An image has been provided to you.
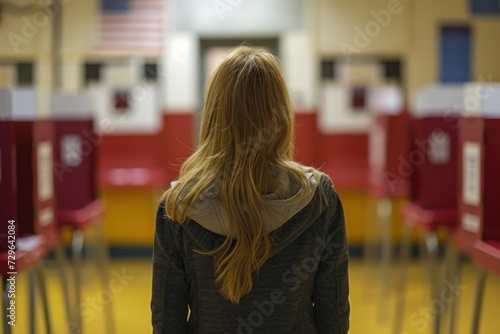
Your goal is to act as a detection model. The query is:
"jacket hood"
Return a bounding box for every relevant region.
[175,163,327,255]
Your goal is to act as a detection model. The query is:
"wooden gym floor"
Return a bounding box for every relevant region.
[3,258,499,333]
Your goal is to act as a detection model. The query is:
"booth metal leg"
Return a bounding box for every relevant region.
[393,221,411,334]
[378,197,393,323]
[94,224,116,334]
[439,242,454,334]
[28,269,36,334]
[35,266,52,334]
[424,230,441,334]
[363,195,378,299]
[471,268,487,334]
[448,249,461,334]
[363,196,378,298]
[55,242,74,330]
[72,229,85,332]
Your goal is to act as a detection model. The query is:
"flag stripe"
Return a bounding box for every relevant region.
[94,0,164,56]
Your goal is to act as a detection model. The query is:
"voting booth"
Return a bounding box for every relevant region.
[0,89,38,247]
[14,120,56,237]
[51,92,99,212]
[0,88,57,243]
[394,85,464,334]
[53,119,98,210]
[0,88,55,332]
[368,85,410,197]
[409,85,463,211]
[458,83,500,241]
[50,91,114,334]
[0,122,17,251]
[364,85,409,321]
[453,83,500,334]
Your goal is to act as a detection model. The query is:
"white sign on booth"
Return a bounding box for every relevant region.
[428,130,450,164]
[369,121,386,171]
[61,135,83,167]
[462,213,480,233]
[463,141,481,206]
[37,141,54,202]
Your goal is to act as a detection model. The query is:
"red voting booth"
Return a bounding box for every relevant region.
[0,120,57,275]
[456,84,500,242]
[368,85,411,197]
[0,119,55,333]
[15,120,57,238]
[394,85,463,334]
[410,117,459,212]
[369,111,411,197]
[365,86,411,323]
[453,83,500,334]
[0,120,57,248]
[53,118,100,213]
[452,113,483,256]
[481,118,500,240]
[0,122,18,252]
[50,97,113,333]
[455,83,500,273]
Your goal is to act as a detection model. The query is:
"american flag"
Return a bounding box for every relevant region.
[93,0,164,56]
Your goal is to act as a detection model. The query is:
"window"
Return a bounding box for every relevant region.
[440,26,472,83]
[16,63,34,86]
[102,0,129,13]
[84,63,103,85]
[144,63,158,82]
[470,0,500,14]
[380,60,402,83]
[321,59,336,80]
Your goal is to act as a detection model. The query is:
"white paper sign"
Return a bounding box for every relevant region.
[463,142,481,206]
[428,130,450,164]
[37,141,54,201]
[39,207,54,227]
[462,213,480,233]
[61,135,83,167]
[369,122,386,171]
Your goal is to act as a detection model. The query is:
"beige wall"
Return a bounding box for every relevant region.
[1,0,500,114]
[313,0,500,105]
[407,0,500,103]
[0,0,99,115]
[0,3,55,116]
[60,0,99,92]
[407,0,468,104]
[315,0,413,57]
[473,19,500,82]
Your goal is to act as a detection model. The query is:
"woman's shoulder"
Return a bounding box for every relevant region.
[286,161,335,192]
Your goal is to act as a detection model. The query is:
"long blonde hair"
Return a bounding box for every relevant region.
[163,46,320,303]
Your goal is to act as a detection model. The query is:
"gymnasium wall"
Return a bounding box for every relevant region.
[3,0,500,247]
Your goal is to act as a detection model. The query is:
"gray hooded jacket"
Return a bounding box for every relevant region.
[151,166,350,333]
